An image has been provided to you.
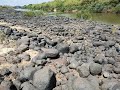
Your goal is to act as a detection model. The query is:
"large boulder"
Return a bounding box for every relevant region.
[33,67,56,90]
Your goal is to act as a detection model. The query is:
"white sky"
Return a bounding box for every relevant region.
[0,0,52,6]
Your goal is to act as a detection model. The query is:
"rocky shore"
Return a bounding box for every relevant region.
[0,9,120,90]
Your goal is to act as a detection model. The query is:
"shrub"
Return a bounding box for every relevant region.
[76,10,92,19]
[23,10,44,17]
[112,4,120,13]
[0,31,6,43]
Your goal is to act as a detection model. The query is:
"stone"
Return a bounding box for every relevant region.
[21,82,39,90]
[89,63,102,75]
[18,53,30,61]
[1,80,17,90]
[32,53,47,62]
[0,68,11,76]
[103,71,110,78]
[19,67,36,81]
[16,44,29,53]
[60,65,69,74]
[69,60,79,69]
[69,45,78,53]
[72,77,99,90]
[17,36,30,45]
[12,80,21,90]
[57,44,69,54]
[102,80,119,90]
[42,48,59,59]
[77,66,90,78]
[33,67,56,90]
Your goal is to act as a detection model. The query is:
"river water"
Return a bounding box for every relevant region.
[15,9,120,25]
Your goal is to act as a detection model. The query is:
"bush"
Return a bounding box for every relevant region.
[112,4,120,13]
[0,31,6,43]
[23,10,44,17]
[76,10,92,19]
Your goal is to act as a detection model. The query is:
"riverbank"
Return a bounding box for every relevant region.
[0,9,120,90]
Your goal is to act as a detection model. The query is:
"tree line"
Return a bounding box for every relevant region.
[24,0,120,13]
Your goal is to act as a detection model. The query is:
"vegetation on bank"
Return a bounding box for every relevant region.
[23,10,45,17]
[0,5,13,10]
[24,0,120,14]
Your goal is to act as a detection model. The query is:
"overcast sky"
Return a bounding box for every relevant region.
[0,0,52,6]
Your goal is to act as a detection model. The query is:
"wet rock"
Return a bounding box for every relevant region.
[33,67,56,90]
[89,63,102,75]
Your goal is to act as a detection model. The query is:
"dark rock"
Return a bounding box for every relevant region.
[19,67,37,81]
[0,68,11,76]
[32,53,47,62]
[41,48,59,59]
[33,67,56,90]
[46,39,57,46]
[12,80,21,90]
[57,44,69,54]
[4,28,12,36]
[69,45,78,53]
[89,63,102,75]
